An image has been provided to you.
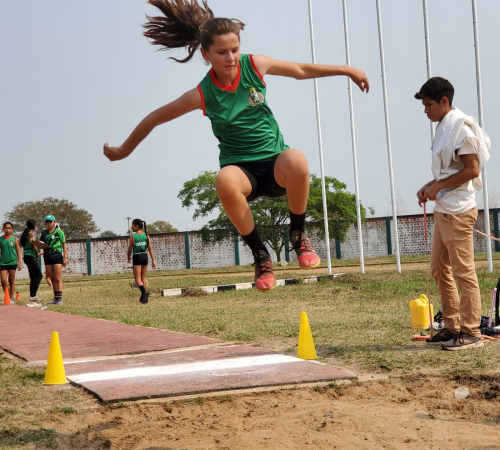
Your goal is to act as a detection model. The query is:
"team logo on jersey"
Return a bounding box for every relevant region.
[248,87,264,107]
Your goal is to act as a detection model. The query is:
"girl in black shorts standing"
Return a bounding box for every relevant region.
[30,215,68,306]
[20,219,44,303]
[128,219,156,304]
[0,222,22,304]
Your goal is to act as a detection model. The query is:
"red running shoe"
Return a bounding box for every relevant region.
[253,251,276,292]
[290,230,320,269]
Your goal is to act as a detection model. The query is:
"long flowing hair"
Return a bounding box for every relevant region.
[143,0,245,63]
[20,219,36,247]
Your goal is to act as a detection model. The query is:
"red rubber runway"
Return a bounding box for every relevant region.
[0,306,356,402]
[0,306,221,361]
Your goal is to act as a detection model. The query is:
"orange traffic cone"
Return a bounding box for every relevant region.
[3,288,11,305]
[44,332,68,385]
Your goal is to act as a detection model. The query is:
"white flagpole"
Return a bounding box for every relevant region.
[307,0,332,274]
[472,0,493,272]
[422,0,435,142]
[342,0,365,274]
[376,0,401,273]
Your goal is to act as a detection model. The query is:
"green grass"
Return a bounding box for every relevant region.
[0,410,17,420]
[16,253,500,288]
[0,358,44,389]
[14,257,497,375]
[50,406,76,415]
[0,427,57,448]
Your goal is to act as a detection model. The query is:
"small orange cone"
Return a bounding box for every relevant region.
[3,288,11,305]
[297,312,317,360]
[44,332,68,385]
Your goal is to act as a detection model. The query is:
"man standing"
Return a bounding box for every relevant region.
[415,77,490,350]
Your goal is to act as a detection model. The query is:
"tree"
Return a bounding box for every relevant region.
[99,230,119,238]
[147,220,178,234]
[178,171,366,262]
[4,197,99,239]
[307,174,368,242]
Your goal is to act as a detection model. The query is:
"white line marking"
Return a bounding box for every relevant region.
[68,354,300,383]
[235,283,253,290]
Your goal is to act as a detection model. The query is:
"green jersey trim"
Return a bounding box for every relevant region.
[249,54,266,86]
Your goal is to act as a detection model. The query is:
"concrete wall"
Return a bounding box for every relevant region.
[14,209,497,280]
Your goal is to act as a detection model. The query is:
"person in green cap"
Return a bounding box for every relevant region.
[30,215,68,306]
[103,0,369,292]
[0,222,22,304]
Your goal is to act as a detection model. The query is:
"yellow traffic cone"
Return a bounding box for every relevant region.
[3,288,11,305]
[44,332,68,385]
[297,311,317,360]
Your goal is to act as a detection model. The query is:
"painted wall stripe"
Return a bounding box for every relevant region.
[68,354,300,384]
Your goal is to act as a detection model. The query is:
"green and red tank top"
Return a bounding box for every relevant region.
[0,235,17,266]
[132,232,148,254]
[198,54,289,167]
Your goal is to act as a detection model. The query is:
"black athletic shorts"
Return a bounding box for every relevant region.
[0,265,17,271]
[133,253,148,266]
[222,154,286,202]
[44,252,64,266]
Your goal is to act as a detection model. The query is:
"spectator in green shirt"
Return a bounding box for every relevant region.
[0,222,22,304]
[30,215,68,306]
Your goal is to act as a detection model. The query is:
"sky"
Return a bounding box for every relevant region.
[1,0,499,235]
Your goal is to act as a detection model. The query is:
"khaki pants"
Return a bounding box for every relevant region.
[430,207,481,337]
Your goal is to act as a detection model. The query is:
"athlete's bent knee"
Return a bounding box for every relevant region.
[279,150,309,178]
[215,172,243,200]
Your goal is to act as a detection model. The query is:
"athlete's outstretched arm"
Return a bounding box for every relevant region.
[29,238,50,250]
[104,87,202,161]
[252,55,369,93]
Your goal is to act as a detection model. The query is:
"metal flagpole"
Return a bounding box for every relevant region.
[422,0,435,142]
[307,0,332,275]
[342,0,365,274]
[472,0,493,272]
[375,0,401,273]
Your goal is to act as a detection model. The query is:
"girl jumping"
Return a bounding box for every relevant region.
[128,219,156,304]
[30,215,68,306]
[104,0,369,291]
[0,222,22,304]
[20,219,44,302]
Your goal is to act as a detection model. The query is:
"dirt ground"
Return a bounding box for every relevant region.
[4,354,500,450]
